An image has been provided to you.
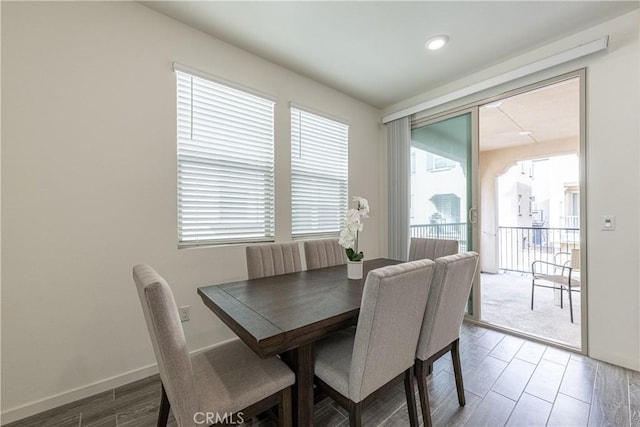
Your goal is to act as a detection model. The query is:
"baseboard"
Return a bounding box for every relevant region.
[0,364,159,425]
[0,339,236,425]
[588,348,640,372]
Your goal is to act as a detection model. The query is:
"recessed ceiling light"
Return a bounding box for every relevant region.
[484,101,502,108]
[519,130,532,136]
[425,35,449,51]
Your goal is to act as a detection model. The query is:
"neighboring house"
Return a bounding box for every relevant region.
[498,156,579,229]
[410,148,467,225]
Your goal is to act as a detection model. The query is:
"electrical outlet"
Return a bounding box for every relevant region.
[179,305,191,322]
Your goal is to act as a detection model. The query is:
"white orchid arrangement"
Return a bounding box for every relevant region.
[338,196,370,262]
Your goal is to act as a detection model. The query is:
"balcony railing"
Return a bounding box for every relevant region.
[410,222,468,252]
[409,224,579,274]
[498,226,580,273]
[563,215,580,228]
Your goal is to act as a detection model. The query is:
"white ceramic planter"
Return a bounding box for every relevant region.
[347,260,363,279]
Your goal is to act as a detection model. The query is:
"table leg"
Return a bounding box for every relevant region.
[283,343,314,427]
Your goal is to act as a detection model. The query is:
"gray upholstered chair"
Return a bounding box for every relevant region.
[246,242,303,279]
[314,260,436,427]
[408,237,459,261]
[304,238,346,270]
[133,265,294,427]
[414,252,479,427]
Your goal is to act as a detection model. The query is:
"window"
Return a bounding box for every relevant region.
[570,192,580,216]
[176,70,275,246]
[410,194,415,218]
[291,107,348,238]
[411,151,416,174]
[517,194,522,216]
[426,152,456,172]
[429,193,461,223]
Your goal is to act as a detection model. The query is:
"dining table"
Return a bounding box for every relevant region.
[197,257,401,427]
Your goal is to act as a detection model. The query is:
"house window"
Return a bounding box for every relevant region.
[426,152,456,172]
[291,107,348,238]
[518,194,522,216]
[429,193,461,223]
[410,194,415,218]
[411,151,416,174]
[570,192,580,217]
[176,70,275,246]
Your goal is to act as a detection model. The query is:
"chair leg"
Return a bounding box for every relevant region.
[277,387,292,427]
[157,384,170,427]
[404,367,419,427]
[451,339,466,407]
[560,285,564,308]
[415,359,432,427]
[349,401,362,427]
[568,285,574,323]
[531,279,535,310]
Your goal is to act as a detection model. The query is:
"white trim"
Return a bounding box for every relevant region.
[589,349,640,372]
[382,37,608,123]
[173,62,277,102]
[1,365,157,424]
[0,338,239,424]
[289,102,351,127]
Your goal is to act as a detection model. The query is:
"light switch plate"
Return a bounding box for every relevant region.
[601,215,615,231]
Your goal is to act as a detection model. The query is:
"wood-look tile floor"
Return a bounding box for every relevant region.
[6,324,639,427]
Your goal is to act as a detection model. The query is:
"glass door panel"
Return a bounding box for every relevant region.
[410,111,476,312]
[410,113,473,251]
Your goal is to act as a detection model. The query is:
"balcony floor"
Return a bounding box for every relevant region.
[481,271,581,349]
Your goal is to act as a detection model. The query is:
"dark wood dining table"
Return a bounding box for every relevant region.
[197,258,401,427]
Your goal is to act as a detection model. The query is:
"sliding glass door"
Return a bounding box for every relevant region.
[407,71,585,352]
[410,109,479,313]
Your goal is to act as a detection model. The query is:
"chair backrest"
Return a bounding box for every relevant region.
[133,265,198,427]
[408,238,459,261]
[416,252,479,361]
[246,242,303,279]
[304,239,346,270]
[348,260,435,403]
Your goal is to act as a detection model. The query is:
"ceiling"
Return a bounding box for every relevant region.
[142,1,637,109]
[479,77,579,152]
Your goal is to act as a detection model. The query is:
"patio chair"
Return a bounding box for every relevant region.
[531,248,581,323]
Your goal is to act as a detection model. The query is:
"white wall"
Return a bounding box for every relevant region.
[585,13,640,371]
[0,2,383,421]
[385,10,640,371]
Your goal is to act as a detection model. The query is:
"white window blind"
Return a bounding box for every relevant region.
[176,71,275,246]
[291,107,349,238]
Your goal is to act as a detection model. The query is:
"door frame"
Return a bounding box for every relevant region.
[412,69,588,354]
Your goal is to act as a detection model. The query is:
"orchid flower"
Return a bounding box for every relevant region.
[353,196,370,217]
[338,196,369,261]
